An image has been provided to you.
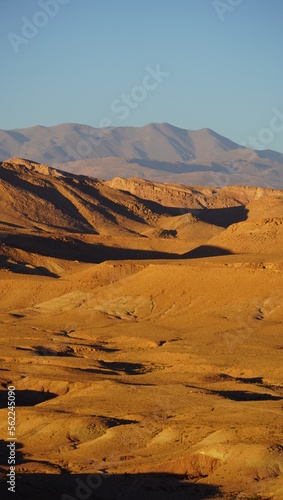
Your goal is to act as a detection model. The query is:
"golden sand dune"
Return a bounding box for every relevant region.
[0,159,283,499]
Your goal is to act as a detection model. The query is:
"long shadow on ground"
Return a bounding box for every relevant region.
[196,206,247,228]
[186,385,283,402]
[0,471,222,499]
[0,256,58,277]
[211,390,283,402]
[3,234,233,264]
[0,390,57,408]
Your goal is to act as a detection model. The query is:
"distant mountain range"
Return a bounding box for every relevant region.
[1,122,283,188]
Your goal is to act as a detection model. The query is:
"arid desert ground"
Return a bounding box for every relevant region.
[0,158,283,499]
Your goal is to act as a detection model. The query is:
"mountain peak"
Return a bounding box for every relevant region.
[1,123,283,188]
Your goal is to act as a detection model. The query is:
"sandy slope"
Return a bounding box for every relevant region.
[0,159,283,499]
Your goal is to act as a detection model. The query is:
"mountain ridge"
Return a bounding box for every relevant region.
[1,122,283,188]
[1,157,282,277]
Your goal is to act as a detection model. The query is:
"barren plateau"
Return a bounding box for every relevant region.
[0,158,283,499]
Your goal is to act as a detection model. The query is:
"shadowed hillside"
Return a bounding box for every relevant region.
[1,158,282,276]
[0,158,283,499]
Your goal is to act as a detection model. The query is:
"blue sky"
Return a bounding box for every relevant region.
[1,0,283,152]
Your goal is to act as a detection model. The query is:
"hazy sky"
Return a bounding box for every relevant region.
[1,0,283,152]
